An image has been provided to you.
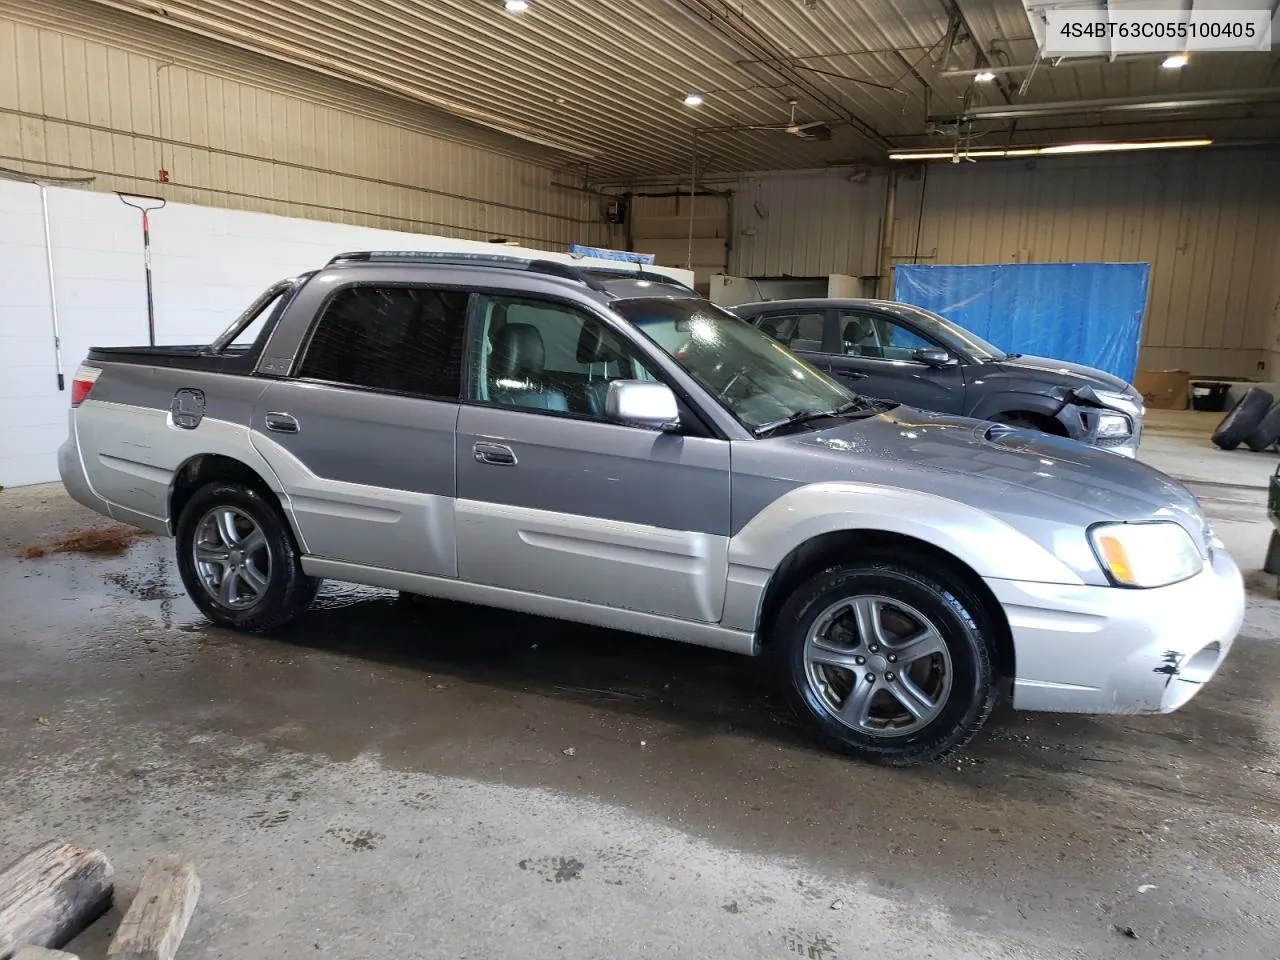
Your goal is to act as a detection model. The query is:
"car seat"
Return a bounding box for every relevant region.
[842,318,882,359]
[576,321,627,415]
[489,322,569,411]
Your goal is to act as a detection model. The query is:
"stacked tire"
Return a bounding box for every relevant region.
[1212,387,1277,451]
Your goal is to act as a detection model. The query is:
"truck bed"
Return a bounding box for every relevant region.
[87,345,261,374]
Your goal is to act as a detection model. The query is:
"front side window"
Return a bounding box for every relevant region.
[297,285,468,398]
[465,295,657,418]
[756,311,826,353]
[838,311,935,361]
[615,298,857,434]
[883,304,1007,361]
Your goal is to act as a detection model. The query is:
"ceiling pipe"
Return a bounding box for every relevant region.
[941,52,1179,78]
[933,88,1280,122]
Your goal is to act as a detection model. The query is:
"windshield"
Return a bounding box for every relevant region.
[882,304,1008,361]
[614,298,861,433]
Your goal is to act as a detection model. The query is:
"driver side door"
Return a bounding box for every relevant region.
[827,309,965,413]
[454,294,732,623]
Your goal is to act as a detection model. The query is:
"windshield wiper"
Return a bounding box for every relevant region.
[753,401,862,437]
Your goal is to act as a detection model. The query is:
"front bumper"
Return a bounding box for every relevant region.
[986,546,1244,715]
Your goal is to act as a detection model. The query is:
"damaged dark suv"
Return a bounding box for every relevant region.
[733,297,1144,456]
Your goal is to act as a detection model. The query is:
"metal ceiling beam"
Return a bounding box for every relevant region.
[942,0,1015,105]
[940,52,1170,78]
[933,88,1280,123]
[674,0,891,151]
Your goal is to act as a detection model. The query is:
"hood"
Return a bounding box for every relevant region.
[779,405,1203,539]
[993,354,1130,392]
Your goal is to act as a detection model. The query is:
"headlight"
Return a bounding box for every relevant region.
[1096,412,1132,437]
[1094,389,1141,413]
[1089,521,1203,588]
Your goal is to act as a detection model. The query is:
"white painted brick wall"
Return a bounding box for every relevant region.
[0,181,692,487]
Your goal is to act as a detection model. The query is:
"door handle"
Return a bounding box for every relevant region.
[264,412,300,434]
[839,371,869,381]
[473,441,517,466]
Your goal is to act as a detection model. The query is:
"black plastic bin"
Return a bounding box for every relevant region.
[1190,381,1232,413]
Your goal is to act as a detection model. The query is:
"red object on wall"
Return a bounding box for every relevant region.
[158,169,170,183]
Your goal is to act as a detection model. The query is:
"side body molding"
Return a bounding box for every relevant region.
[720,482,1085,634]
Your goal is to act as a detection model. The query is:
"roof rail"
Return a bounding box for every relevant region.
[578,265,696,293]
[325,251,607,291]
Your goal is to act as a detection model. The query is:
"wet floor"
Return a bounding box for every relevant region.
[2,484,1279,959]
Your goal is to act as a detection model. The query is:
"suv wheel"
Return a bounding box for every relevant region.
[175,481,319,632]
[773,557,998,765]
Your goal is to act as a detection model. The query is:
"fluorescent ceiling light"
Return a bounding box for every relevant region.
[683,93,704,107]
[1038,138,1212,154]
[974,71,997,83]
[505,0,529,11]
[1162,54,1189,69]
[888,139,1213,161]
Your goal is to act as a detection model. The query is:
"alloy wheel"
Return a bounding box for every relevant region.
[803,595,953,738]
[192,506,272,610]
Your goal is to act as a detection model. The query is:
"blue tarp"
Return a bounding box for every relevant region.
[893,262,1149,383]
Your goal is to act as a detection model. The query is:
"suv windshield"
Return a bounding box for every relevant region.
[614,298,864,434]
[882,304,1008,362]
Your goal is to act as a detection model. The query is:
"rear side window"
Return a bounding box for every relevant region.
[297,285,469,398]
[755,311,826,353]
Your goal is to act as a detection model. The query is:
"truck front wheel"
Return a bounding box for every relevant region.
[175,481,319,632]
[772,557,999,765]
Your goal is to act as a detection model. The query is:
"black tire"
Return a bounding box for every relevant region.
[772,557,998,766]
[1244,401,1280,452]
[175,481,319,632]
[1213,387,1273,450]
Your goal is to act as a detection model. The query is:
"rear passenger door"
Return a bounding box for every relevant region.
[248,284,466,576]
[749,308,833,372]
[454,294,732,623]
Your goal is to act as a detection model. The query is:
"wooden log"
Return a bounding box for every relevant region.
[13,947,79,960]
[0,842,113,960]
[106,856,200,960]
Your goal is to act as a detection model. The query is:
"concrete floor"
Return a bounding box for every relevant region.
[2,414,1279,960]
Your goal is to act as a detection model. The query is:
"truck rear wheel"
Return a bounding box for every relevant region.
[772,557,999,766]
[175,481,319,632]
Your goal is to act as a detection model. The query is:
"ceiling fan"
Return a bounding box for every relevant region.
[740,100,835,142]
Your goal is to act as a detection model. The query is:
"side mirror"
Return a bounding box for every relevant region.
[606,380,681,431]
[913,347,956,367]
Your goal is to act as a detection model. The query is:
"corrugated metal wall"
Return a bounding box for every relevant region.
[682,151,1280,377]
[629,193,729,291]
[732,172,886,279]
[0,1,607,250]
[891,150,1280,379]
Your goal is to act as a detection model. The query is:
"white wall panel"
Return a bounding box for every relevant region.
[0,3,607,251]
[0,179,691,488]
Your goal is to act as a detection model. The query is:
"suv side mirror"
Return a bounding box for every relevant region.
[606,380,681,431]
[913,347,956,367]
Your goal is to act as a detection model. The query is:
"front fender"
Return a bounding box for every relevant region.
[966,390,1065,425]
[721,481,1083,632]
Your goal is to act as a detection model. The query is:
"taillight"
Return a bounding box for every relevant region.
[71,365,101,407]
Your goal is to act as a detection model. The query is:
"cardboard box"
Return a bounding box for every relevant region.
[1135,369,1191,410]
